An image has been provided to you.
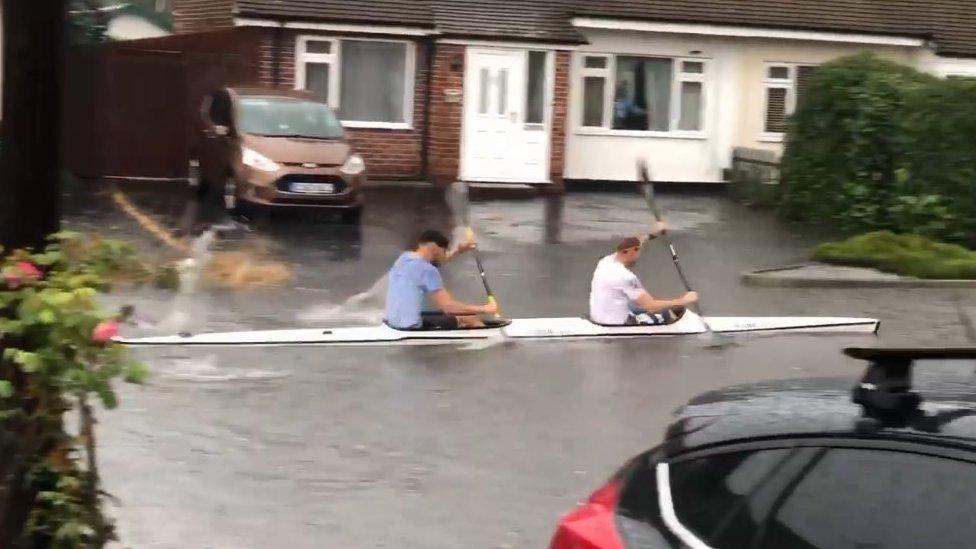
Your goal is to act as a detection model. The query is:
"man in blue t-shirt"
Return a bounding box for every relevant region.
[384,229,498,330]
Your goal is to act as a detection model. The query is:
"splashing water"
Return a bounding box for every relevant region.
[157,229,218,334]
[296,273,389,325]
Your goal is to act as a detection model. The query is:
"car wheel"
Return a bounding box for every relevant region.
[223,176,239,213]
[340,207,362,225]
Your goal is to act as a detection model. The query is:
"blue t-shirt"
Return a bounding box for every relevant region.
[385,252,444,329]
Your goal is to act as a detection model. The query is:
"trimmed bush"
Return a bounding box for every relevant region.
[814,231,976,279]
[781,53,935,229]
[901,76,976,244]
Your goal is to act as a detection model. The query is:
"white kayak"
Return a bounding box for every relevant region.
[117,311,879,347]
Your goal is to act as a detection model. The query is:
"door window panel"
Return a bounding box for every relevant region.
[525,51,546,124]
[497,69,509,115]
[479,68,490,114]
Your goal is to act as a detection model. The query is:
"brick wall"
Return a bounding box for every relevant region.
[427,44,466,185]
[549,51,570,187]
[172,0,234,34]
[257,29,428,179]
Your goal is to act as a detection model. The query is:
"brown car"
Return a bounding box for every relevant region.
[190,87,365,223]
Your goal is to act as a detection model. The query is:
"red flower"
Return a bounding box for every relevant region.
[15,261,42,281]
[4,261,42,289]
[92,320,120,343]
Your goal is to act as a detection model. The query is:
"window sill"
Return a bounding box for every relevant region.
[575,127,708,140]
[759,133,785,143]
[341,121,413,131]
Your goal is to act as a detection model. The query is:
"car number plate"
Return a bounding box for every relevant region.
[290,182,335,194]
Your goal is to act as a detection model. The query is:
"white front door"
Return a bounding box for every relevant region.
[462,48,550,183]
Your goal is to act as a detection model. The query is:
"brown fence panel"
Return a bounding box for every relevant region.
[63,29,262,180]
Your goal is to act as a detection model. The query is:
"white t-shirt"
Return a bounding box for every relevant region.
[589,254,646,325]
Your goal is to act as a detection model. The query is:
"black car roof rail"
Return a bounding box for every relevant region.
[845,347,976,429]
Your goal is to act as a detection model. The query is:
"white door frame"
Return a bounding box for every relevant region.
[459,46,555,183]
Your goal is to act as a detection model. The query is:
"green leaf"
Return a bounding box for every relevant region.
[38,309,57,324]
[12,351,42,373]
[0,380,13,398]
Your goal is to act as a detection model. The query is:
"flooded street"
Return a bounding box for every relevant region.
[66,182,974,548]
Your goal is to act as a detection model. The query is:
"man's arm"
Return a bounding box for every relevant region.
[431,288,496,316]
[633,290,697,314]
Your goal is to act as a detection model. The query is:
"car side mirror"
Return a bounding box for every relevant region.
[214,125,230,137]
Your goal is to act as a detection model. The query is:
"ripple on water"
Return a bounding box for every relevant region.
[156,354,291,383]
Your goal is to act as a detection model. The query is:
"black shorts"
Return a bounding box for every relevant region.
[418,311,460,330]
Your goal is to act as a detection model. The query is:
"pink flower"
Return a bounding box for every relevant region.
[15,262,42,281]
[92,320,120,343]
[4,262,42,289]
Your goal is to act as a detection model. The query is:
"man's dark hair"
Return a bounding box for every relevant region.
[415,229,450,250]
[616,236,642,252]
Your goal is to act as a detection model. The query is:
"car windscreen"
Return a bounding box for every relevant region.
[237,97,344,139]
[666,447,976,549]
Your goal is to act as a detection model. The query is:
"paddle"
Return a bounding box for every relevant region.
[445,181,502,320]
[636,159,732,348]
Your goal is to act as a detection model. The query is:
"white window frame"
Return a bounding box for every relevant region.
[294,35,416,130]
[575,52,709,139]
[761,63,817,142]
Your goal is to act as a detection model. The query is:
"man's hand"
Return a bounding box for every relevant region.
[680,291,699,306]
[650,221,667,237]
[480,299,499,316]
[457,229,478,253]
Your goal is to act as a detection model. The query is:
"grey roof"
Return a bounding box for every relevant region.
[234,0,976,56]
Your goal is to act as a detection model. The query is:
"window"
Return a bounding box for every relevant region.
[296,36,415,127]
[664,446,976,549]
[237,97,344,139]
[763,63,817,135]
[760,449,976,549]
[525,51,547,125]
[579,53,706,134]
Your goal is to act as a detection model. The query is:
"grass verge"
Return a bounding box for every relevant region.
[813,231,976,279]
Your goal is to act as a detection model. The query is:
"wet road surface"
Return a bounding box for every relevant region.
[63,181,976,548]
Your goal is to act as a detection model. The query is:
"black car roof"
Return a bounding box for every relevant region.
[661,368,976,458]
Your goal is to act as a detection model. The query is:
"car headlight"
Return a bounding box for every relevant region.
[340,153,366,176]
[241,147,280,172]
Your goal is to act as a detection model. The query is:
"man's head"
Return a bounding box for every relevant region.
[413,229,451,264]
[614,236,643,266]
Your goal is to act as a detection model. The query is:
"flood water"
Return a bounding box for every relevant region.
[63,181,976,548]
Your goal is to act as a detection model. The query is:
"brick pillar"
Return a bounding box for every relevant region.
[427,44,465,185]
[548,50,571,189]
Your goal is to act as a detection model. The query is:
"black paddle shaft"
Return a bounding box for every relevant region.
[638,160,712,323]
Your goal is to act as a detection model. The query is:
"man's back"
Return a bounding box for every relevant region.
[385,252,443,329]
[589,254,644,325]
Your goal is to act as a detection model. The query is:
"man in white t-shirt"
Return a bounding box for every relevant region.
[589,223,698,326]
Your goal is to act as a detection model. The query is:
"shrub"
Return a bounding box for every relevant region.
[781,53,934,229]
[813,231,976,279]
[1,232,148,546]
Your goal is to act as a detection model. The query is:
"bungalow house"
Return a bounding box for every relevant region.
[171,0,976,185]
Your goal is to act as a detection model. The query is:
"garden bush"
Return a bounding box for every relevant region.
[780,53,976,245]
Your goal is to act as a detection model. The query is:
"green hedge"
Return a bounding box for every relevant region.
[814,231,976,279]
[780,54,976,246]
